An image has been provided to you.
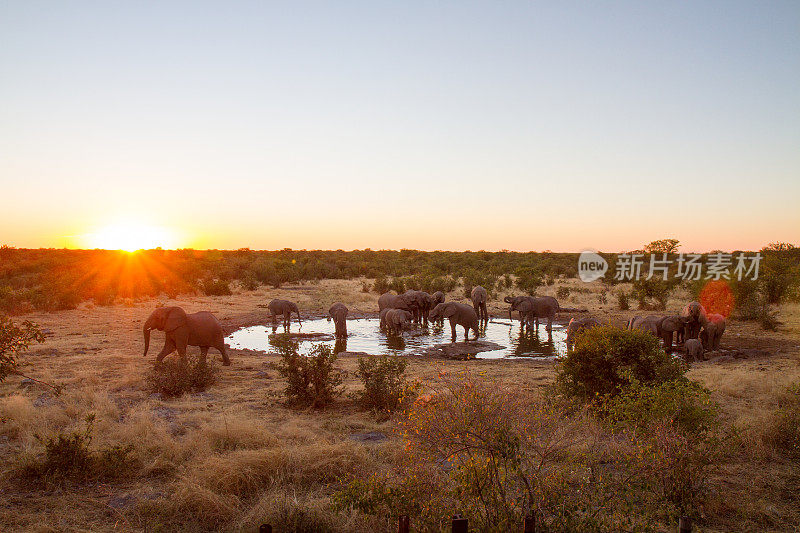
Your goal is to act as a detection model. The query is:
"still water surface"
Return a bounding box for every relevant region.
[227,317,567,359]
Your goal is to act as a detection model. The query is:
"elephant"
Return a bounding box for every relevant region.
[328,302,348,339]
[504,295,534,326]
[700,313,726,351]
[430,291,446,325]
[627,315,662,336]
[143,306,230,366]
[379,308,391,330]
[429,302,479,342]
[659,315,690,352]
[403,290,433,324]
[684,338,704,362]
[268,299,302,329]
[471,285,489,322]
[682,301,709,340]
[506,296,559,332]
[565,316,601,350]
[384,308,413,336]
[378,292,414,314]
[628,314,688,352]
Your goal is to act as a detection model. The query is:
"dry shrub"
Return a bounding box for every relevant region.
[336,372,648,532]
[355,355,419,412]
[761,381,800,458]
[146,355,217,398]
[185,442,370,498]
[20,415,139,483]
[146,441,373,531]
[196,413,280,453]
[107,406,193,477]
[237,491,360,533]
[273,341,344,408]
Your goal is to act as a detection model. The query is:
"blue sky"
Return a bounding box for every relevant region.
[1,1,798,251]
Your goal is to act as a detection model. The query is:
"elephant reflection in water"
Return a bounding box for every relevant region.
[386,335,406,351]
[333,338,348,354]
[512,326,555,357]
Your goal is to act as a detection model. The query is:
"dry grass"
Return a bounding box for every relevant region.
[0,278,798,531]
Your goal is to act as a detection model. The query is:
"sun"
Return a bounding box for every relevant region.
[85,221,178,251]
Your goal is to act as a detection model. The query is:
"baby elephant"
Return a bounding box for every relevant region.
[700,313,726,351]
[384,309,412,336]
[328,303,348,338]
[566,316,601,350]
[268,299,302,329]
[684,338,704,362]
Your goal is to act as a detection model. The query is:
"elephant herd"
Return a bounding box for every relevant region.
[141,289,724,367]
[565,300,727,362]
[141,287,568,366]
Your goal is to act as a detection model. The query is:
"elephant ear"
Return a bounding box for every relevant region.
[164,307,188,332]
[517,300,532,312]
[443,304,458,318]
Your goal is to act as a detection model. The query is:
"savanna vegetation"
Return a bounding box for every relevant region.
[1,243,799,531]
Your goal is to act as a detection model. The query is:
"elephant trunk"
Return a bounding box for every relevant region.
[295,307,302,326]
[143,325,151,357]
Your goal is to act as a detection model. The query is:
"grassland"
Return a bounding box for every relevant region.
[1,277,799,532]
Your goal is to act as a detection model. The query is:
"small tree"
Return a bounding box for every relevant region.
[644,239,680,254]
[0,316,45,383]
[355,356,418,411]
[274,341,344,408]
[514,266,543,296]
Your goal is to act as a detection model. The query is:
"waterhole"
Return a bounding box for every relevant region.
[226,317,567,359]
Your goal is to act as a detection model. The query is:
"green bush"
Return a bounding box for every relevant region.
[461,268,497,299]
[617,290,630,310]
[355,356,418,411]
[556,286,570,300]
[602,378,718,435]
[556,325,685,400]
[388,277,407,294]
[199,277,232,296]
[146,355,217,398]
[240,272,260,291]
[373,275,391,294]
[632,277,676,310]
[514,266,542,296]
[274,341,344,408]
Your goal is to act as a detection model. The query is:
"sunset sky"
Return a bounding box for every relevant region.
[1,1,798,252]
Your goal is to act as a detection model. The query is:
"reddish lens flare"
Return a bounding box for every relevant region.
[698,280,734,318]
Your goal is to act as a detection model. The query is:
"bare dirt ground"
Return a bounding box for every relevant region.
[2,278,799,531]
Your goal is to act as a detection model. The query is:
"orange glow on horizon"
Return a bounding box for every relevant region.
[82,220,181,251]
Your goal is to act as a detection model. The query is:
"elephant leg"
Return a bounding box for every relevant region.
[199,346,209,367]
[173,329,189,365]
[463,325,469,341]
[662,333,673,352]
[546,315,552,332]
[217,341,231,366]
[155,338,176,364]
[449,320,457,342]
